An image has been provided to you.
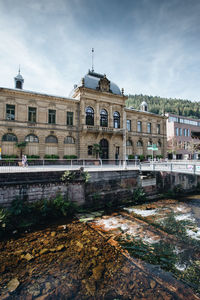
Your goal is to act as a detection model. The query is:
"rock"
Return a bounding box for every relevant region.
[44,281,51,292]
[51,231,56,237]
[122,266,130,274]
[7,278,20,293]
[76,241,83,251]
[27,283,41,297]
[50,248,56,252]
[35,294,50,300]
[14,250,24,255]
[56,245,65,251]
[107,238,119,247]
[92,265,104,280]
[82,230,89,235]
[0,265,6,273]
[43,240,49,245]
[91,247,98,251]
[1,293,10,299]
[85,279,96,296]
[40,248,49,255]
[150,280,156,289]
[24,253,34,261]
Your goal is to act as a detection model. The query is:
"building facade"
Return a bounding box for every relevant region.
[166,113,200,159]
[0,70,167,160]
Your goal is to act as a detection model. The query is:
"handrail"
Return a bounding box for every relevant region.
[0,159,200,175]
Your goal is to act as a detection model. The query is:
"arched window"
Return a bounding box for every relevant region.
[86,107,94,126]
[148,140,152,146]
[45,135,58,143]
[158,140,162,147]
[113,111,120,128]
[100,109,108,127]
[2,133,18,142]
[137,140,143,147]
[126,140,132,146]
[64,136,75,144]
[25,134,39,143]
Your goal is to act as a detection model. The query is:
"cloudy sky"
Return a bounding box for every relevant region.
[0,0,200,101]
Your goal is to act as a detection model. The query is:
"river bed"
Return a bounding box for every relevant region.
[0,196,200,299]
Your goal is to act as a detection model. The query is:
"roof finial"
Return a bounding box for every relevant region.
[18,65,21,74]
[91,48,94,72]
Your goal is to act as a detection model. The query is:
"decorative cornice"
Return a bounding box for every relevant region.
[0,87,79,104]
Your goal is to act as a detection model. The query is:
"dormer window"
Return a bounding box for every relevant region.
[16,81,22,89]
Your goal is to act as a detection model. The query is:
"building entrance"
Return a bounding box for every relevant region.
[100,139,109,159]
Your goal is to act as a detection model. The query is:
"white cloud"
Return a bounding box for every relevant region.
[0,0,199,101]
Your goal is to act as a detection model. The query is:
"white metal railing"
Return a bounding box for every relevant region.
[0,159,200,175]
[0,159,140,173]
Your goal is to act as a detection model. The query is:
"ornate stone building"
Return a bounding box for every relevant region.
[0,70,167,159]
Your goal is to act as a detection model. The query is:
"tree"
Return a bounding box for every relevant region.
[167,137,179,158]
[187,139,200,159]
[92,144,101,159]
[15,142,27,158]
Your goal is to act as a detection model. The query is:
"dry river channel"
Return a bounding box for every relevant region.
[0,195,200,300]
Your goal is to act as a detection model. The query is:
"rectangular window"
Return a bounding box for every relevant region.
[88,145,93,155]
[28,107,36,122]
[179,128,182,136]
[183,128,187,136]
[187,129,190,137]
[137,121,142,132]
[6,104,15,120]
[157,124,161,134]
[175,127,179,136]
[127,120,131,131]
[147,122,151,133]
[48,109,56,124]
[67,112,73,126]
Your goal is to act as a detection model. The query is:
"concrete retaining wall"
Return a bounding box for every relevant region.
[0,169,199,207]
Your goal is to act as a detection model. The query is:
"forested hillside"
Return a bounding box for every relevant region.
[126,94,200,119]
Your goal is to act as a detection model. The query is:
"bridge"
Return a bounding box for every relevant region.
[1,159,200,175]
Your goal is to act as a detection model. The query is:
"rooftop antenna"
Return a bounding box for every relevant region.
[91,48,94,72]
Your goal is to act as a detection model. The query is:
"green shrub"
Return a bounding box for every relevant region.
[44,154,59,159]
[2,155,18,159]
[62,168,90,183]
[0,207,10,238]
[51,194,77,217]
[164,184,184,198]
[63,155,77,159]
[132,187,146,204]
[0,194,78,239]
[138,155,145,161]
[128,155,134,159]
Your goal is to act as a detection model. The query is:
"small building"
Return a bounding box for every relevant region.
[166,113,200,159]
[0,69,167,160]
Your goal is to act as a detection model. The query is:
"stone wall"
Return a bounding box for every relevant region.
[0,170,140,207]
[156,171,198,193]
[0,169,199,208]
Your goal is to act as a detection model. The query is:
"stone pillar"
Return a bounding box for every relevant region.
[67,181,85,205]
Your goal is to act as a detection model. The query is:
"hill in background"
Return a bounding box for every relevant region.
[126,94,200,119]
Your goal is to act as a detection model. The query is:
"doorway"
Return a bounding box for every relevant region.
[100,139,109,159]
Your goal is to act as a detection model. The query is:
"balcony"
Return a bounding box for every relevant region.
[82,125,100,132]
[82,125,123,135]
